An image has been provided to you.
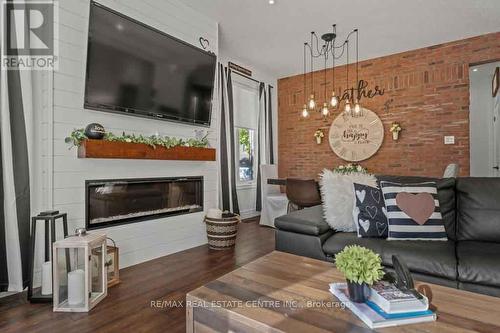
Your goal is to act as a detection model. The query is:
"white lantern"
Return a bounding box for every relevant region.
[53,231,107,312]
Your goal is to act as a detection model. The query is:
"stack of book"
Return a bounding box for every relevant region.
[329,281,436,329]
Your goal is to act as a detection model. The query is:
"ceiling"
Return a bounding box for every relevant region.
[183,0,500,79]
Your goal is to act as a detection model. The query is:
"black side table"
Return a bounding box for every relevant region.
[28,212,69,303]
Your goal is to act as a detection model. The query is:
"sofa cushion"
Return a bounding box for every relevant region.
[380,181,448,241]
[322,232,383,256]
[457,241,500,288]
[381,240,457,280]
[353,183,388,238]
[275,205,330,236]
[377,176,456,240]
[323,232,457,280]
[319,170,377,232]
[456,178,500,242]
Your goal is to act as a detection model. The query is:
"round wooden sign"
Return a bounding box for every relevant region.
[328,108,384,162]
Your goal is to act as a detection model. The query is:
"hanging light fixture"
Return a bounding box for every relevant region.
[301,26,360,119]
[301,43,309,118]
[301,105,310,118]
[308,94,316,110]
[344,100,351,114]
[321,103,329,117]
[330,25,339,109]
[344,39,351,115]
[330,91,339,108]
[308,33,316,110]
[353,100,361,115]
[321,44,329,117]
[353,29,362,117]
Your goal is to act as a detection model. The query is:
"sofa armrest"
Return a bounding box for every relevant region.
[275,205,330,236]
[275,229,334,261]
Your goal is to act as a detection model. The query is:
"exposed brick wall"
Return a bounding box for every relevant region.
[278,32,500,179]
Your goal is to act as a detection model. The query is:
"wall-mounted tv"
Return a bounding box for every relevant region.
[84,2,216,126]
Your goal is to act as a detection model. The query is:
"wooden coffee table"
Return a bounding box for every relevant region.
[186,251,500,332]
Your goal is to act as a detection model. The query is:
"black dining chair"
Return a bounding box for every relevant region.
[285,178,321,212]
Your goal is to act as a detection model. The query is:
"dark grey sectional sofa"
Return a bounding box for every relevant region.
[275,176,500,297]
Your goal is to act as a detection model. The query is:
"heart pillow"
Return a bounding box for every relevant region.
[353,183,388,238]
[395,192,435,225]
[380,181,447,241]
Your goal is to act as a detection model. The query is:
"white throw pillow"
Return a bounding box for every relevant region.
[319,169,377,232]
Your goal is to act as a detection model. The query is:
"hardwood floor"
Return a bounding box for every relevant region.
[0,217,275,333]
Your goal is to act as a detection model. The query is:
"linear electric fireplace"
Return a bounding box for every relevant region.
[85,177,203,229]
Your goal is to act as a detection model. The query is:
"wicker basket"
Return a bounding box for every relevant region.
[204,213,240,250]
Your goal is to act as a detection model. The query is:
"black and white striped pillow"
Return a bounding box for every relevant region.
[380,181,448,241]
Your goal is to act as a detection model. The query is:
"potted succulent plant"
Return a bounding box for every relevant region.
[335,245,384,303]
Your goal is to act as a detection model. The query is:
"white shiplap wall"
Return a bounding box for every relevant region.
[50,0,219,268]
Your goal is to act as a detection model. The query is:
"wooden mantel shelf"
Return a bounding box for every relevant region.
[77,140,216,161]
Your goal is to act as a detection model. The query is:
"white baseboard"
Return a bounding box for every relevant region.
[240,210,260,220]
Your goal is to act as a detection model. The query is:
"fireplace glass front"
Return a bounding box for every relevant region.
[86,177,203,229]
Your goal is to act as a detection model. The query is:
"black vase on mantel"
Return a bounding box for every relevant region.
[347,281,369,303]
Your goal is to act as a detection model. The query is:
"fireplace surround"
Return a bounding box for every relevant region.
[85,177,203,229]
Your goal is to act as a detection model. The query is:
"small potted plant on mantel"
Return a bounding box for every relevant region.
[335,245,384,303]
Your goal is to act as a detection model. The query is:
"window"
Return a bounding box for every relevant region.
[237,127,256,183]
[232,75,259,186]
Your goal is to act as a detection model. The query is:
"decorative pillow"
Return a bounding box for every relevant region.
[380,181,447,241]
[319,169,377,232]
[352,183,388,238]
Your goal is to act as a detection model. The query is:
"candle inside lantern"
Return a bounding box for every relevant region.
[68,269,85,305]
[41,261,52,295]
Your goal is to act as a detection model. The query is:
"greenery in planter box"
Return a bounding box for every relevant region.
[335,245,384,285]
[65,129,209,149]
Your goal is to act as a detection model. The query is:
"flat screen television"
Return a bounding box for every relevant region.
[84,2,216,126]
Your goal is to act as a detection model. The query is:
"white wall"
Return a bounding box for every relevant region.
[44,0,220,268]
[469,62,500,177]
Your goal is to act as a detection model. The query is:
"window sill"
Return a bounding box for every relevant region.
[236,183,257,190]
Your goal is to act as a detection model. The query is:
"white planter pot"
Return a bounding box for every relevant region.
[392,132,399,141]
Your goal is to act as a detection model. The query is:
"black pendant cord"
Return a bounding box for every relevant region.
[346,39,349,98]
[356,29,359,93]
[310,33,314,96]
[308,28,356,60]
[312,32,323,56]
[310,34,346,59]
[324,50,327,103]
[311,29,345,58]
[303,42,307,104]
[302,27,358,109]
[332,53,335,94]
[332,29,356,61]
[332,26,336,93]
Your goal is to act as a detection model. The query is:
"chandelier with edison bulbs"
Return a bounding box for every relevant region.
[300,26,362,119]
